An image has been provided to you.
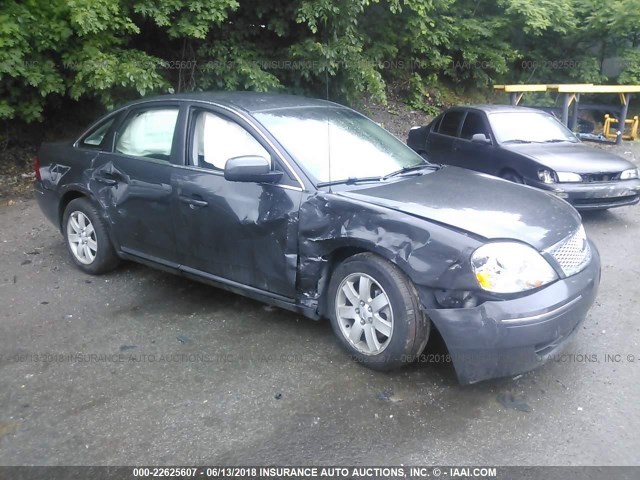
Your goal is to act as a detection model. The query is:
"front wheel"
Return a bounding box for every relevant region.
[328,253,430,370]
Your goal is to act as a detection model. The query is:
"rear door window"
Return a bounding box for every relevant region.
[438,111,465,137]
[115,108,179,162]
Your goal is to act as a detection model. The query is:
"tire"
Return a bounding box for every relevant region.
[501,170,524,184]
[62,197,120,275]
[327,253,430,371]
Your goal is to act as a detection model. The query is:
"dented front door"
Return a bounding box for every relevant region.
[172,106,302,297]
[172,172,301,297]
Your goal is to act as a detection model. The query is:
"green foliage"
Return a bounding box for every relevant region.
[196,40,281,92]
[498,0,576,35]
[1,0,640,122]
[0,0,172,121]
[291,0,387,103]
[133,0,239,39]
[67,0,138,35]
[405,73,442,115]
[63,47,169,107]
[619,50,640,84]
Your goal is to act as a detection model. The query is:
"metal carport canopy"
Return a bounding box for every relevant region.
[494,84,640,131]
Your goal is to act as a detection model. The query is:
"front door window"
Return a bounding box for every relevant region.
[191,111,270,170]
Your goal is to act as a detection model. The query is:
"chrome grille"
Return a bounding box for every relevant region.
[546,225,591,277]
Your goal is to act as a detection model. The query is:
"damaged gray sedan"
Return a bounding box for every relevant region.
[35,92,601,384]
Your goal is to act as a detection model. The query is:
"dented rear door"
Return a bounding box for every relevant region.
[91,103,184,266]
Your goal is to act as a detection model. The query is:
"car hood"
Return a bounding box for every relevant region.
[338,166,581,251]
[501,142,635,173]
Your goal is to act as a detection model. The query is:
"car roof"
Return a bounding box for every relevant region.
[449,104,548,114]
[125,91,341,114]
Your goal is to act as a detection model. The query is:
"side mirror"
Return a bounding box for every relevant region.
[471,133,491,145]
[224,155,283,183]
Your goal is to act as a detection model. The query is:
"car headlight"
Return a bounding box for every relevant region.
[471,242,558,294]
[537,169,556,184]
[620,168,639,180]
[556,171,582,183]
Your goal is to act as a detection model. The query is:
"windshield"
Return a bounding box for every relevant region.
[488,111,579,144]
[254,107,425,184]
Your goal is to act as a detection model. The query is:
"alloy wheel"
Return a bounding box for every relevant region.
[335,273,394,355]
[66,211,97,265]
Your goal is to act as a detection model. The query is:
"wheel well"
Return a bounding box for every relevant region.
[58,191,86,229]
[316,246,371,317]
[499,167,518,176]
[329,246,369,267]
[498,168,523,180]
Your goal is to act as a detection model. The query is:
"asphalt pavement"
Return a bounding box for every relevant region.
[1,152,639,466]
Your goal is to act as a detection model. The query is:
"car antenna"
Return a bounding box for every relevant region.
[324,17,332,193]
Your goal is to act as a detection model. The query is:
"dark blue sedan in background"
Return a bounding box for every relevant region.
[407,105,640,210]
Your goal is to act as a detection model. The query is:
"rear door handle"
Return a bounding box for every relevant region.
[179,195,208,208]
[94,174,118,186]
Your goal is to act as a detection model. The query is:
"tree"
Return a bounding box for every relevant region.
[1,0,639,122]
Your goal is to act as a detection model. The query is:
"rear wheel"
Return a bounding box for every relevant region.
[328,253,430,370]
[63,198,120,274]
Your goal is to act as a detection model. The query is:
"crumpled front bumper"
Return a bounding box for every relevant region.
[425,241,601,384]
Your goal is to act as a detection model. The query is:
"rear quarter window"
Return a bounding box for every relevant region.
[78,117,116,149]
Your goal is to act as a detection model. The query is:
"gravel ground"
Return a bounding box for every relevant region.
[0,132,639,467]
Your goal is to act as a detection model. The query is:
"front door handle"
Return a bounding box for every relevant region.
[189,198,208,208]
